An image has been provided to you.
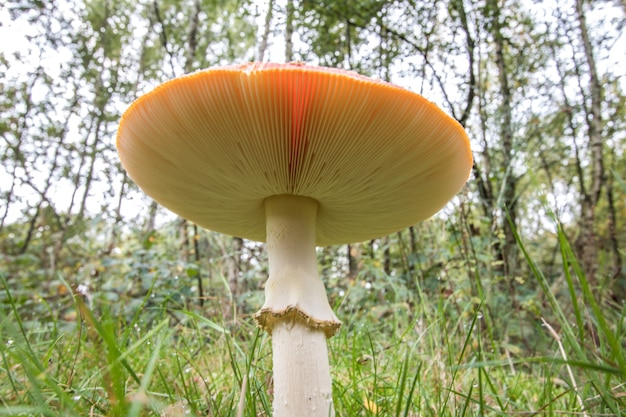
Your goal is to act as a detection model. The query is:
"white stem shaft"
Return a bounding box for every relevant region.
[259,195,340,332]
[272,320,334,417]
[259,194,338,416]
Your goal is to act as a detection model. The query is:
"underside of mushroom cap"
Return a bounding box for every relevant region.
[117,62,472,246]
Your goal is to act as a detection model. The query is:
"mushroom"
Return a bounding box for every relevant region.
[116,62,472,416]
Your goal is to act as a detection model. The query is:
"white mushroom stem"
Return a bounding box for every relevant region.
[255,194,341,417]
[272,321,333,417]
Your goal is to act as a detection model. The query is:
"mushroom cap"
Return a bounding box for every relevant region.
[117,62,472,246]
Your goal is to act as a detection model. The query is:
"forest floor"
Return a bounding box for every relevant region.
[1,236,625,417]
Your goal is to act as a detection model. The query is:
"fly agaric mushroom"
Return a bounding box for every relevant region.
[116,62,472,416]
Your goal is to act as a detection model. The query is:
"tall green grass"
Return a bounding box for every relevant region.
[1,222,624,416]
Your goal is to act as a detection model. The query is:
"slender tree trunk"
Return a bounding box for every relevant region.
[19,206,41,256]
[107,174,127,253]
[77,114,105,220]
[285,0,294,61]
[606,173,622,293]
[191,224,204,307]
[258,0,274,61]
[223,236,243,320]
[347,244,359,279]
[451,0,476,127]
[176,218,190,261]
[576,0,604,204]
[490,0,518,279]
[383,236,391,275]
[185,0,200,70]
[153,0,176,76]
[575,0,604,286]
[475,78,496,221]
[345,17,352,69]
[144,201,159,237]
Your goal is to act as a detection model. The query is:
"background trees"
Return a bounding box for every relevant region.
[2,0,624,313]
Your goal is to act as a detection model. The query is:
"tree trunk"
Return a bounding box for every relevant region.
[178,218,190,261]
[606,173,624,299]
[347,244,359,279]
[144,201,159,237]
[575,0,605,286]
[223,236,243,320]
[107,174,127,253]
[193,224,204,307]
[185,0,200,71]
[258,0,274,61]
[285,0,294,61]
[383,236,391,275]
[490,0,518,279]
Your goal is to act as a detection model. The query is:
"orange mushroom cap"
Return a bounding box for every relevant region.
[117,62,472,246]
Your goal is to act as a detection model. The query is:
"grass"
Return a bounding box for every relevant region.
[1,224,625,416]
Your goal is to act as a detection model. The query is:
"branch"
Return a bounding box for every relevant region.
[152,0,177,76]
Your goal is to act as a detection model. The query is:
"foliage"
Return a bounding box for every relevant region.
[1,220,625,415]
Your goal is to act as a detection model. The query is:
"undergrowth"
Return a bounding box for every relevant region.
[1,225,624,416]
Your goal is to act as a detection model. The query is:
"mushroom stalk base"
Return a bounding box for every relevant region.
[254,194,340,417]
[272,320,334,417]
